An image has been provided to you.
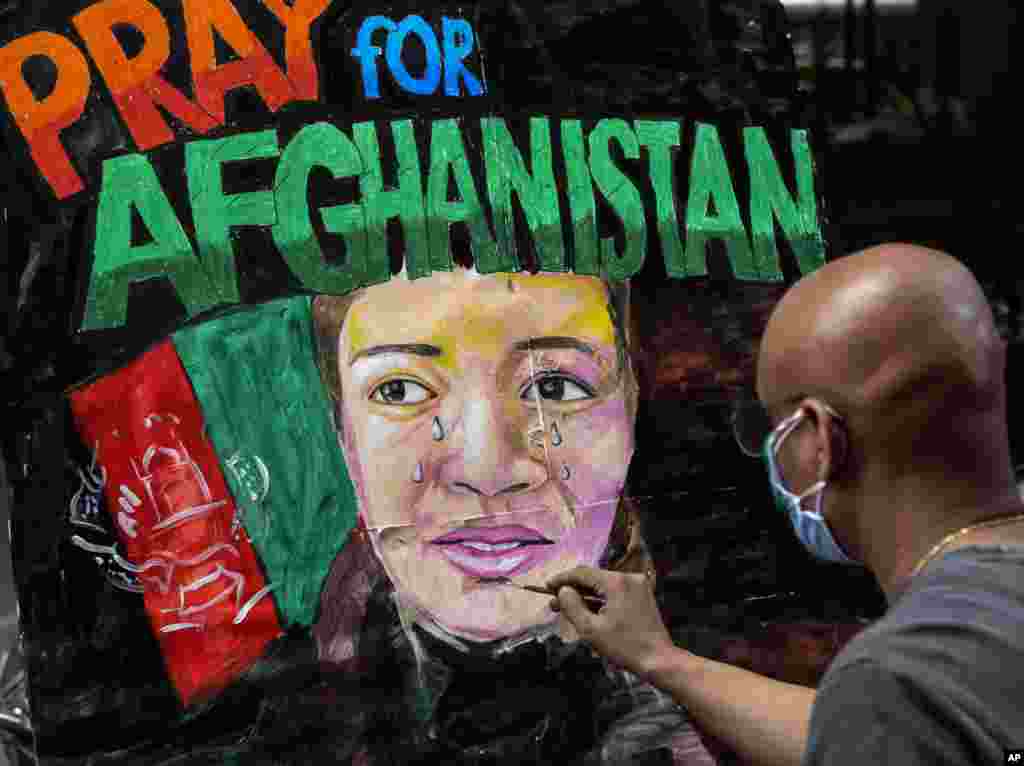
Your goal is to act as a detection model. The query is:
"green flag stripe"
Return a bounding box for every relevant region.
[173,296,357,627]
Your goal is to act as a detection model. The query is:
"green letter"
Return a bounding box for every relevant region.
[684,123,755,279]
[745,127,825,276]
[186,130,280,304]
[589,119,646,281]
[83,153,206,330]
[272,122,368,295]
[426,119,497,273]
[560,120,600,276]
[482,117,566,273]
[637,120,688,277]
[352,120,428,283]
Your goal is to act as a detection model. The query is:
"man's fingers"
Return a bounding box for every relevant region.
[547,565,610,595]
[556,586,596,634]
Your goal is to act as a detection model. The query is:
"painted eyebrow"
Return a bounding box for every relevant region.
[350,344,443,364]
[511,337,597,355]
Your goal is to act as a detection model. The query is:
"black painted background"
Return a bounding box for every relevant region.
[0,0,1018,763]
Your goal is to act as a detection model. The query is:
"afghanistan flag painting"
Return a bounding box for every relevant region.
[69,296,358,705]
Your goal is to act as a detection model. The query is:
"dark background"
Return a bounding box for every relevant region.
[0,0,1020,762]
[627,0,1024,703]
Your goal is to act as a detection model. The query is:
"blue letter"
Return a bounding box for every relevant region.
[442,18,484,96]
[351,16,396,99]
[385,15,442,95]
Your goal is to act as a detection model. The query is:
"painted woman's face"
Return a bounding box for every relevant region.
[335,270,636,641]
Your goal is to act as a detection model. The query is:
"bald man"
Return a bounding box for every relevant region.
[549,244,1024,766]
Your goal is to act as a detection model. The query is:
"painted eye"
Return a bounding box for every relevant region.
[521,375,594,402]
[370,379,435,405]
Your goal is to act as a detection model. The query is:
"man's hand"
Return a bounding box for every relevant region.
[547,566,675,678]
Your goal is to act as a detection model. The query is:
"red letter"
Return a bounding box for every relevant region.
[183,0,296,123]
[261,0,332,101]
[73,0,220,152]
[0,32,90,199]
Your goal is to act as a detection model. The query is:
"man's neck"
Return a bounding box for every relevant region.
[862,484,1024,601]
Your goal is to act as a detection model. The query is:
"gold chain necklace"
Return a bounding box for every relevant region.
[910,512,1024,578]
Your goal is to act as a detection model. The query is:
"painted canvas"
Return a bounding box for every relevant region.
[0,1,886,763]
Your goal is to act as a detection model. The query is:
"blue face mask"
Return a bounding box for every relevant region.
[763,408,860,566]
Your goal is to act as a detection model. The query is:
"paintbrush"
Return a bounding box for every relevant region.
[474,576,606,609]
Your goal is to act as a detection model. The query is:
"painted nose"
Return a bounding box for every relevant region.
[438,396,547,498]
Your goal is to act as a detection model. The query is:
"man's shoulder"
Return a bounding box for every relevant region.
[804,546,1024,766]
[829,543,1024,672]
[804,658,979,766]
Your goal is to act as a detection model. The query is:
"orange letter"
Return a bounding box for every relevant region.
[261,0,331,101]
[0,32,90,199]
[183,0,296,123]
[73,0,220,152]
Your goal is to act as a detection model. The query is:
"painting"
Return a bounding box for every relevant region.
[309,271,711,762]
[0,1,887,763]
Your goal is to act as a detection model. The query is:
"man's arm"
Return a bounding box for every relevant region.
[549,566,814,766]
[640,642,814,766]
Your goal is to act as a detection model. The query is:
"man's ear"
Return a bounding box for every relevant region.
[803,400,847,481]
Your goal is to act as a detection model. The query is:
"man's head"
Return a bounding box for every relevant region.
[756,244,1014,572]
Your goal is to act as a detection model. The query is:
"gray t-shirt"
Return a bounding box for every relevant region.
[803,545,1024,765]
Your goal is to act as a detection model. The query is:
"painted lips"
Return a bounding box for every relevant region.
[431,524,555,578]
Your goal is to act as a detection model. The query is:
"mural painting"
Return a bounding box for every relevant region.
[0,1,887,763]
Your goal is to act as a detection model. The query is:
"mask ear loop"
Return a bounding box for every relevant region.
[795,404,847,514]
[796,480,828,515]
[770,408,828,512]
